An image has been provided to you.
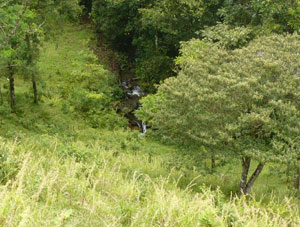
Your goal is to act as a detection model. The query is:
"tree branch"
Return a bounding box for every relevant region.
[0,0,13,8]
[27,19,46,34]
[1,0,30,47]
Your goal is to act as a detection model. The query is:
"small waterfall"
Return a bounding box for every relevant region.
[141,121,147,134]
[121,81,129,89]
[120,78,147,134]
[136,120,147,135]
[127,85,144,97]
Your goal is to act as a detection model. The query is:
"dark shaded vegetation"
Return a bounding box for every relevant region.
[91,0,299,91]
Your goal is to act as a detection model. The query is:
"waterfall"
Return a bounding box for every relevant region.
[136,120,147,135]
[141,121,147,134]
[127,85,144,97]
[120,78,147,134]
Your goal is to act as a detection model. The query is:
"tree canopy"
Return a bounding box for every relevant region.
[91,0,300,91]
[137,34,300,193]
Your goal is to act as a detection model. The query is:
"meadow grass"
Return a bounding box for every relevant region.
[0,23,300,226]
[1,135,300,226]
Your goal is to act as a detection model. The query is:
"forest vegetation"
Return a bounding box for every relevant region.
[1,0,300,226]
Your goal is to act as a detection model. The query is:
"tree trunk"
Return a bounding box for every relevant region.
[294,168,300,190]
[239,156,265,195]
[239,157,251,194]
[8,64,15,109]
[244,162,265,194]
[26,34,38,104]
[32,74,38,104]
[155,31,158,50]
[211,156,216,169]
[286,163,290,181]
[294,156,300,190]
[0,83,3,104]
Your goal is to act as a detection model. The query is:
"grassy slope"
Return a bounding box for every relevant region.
[0,23,299,226]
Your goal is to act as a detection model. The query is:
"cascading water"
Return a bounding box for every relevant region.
[141,121,147,134]
[127,86,144,97]
[120,78,147,134]
[135,120,147,134]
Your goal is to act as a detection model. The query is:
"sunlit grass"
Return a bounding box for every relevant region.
[0,136,300,226]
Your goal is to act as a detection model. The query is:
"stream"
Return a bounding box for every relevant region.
[92,31,147,133]
[119,74,147,134]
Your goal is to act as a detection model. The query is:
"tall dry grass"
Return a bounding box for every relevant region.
[0,136,299,226]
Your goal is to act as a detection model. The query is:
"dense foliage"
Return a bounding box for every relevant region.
[138,34,300,193]
[219,0,296,32]
[92,0,222,90]
[91,0,300,90]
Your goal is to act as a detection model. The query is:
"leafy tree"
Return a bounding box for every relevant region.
[24,29,42,104]
[0,0,82,109]
[218,0,297,33]
[288,0,300,32]
[135,0,205,89]
[29,0,82,25]
[92,0,223,91]
[201,22,255,50]
[137,34,300,194]
[0,1,36,109]
[91,0,300,91]
[92,0,147,54]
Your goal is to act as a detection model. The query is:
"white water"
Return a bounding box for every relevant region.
[127,85,144,97]
[121,81,129,89]
[121,79,147,134]
[136,120,147,135]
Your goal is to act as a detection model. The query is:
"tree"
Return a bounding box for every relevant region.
[218,0,297,33]
[26,0,82,103]
[92,0,147,54]
[137,34,300,194]
[288,0,300,34]
[136,0,205,89]
[24,29,42,104]
[0,0,82,109]
[0,1,34,109]
[201,22,255,50]
[0,0,29,48]
[91,0,222,91]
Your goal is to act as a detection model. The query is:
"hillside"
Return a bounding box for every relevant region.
[0,23,300,226]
